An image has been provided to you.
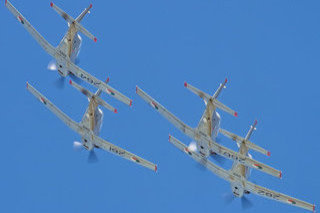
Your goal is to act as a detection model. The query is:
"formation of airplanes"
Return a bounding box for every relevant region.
[5,0,315,212]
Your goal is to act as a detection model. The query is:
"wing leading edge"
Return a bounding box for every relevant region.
[6,0,56,57]
[245,181,315,212]
[93,135,157,172]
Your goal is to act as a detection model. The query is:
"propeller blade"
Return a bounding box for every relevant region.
[47,60,57,71]
[188,141,197,152]
[73,141,83,151]
[223,193,235,205]
[88,150,98,163]
[241,196,253,210]
[54,76,65,89]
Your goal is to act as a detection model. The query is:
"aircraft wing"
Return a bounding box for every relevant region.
[245,181,315,212]
[67,62,132,106]
[92,135,157,172]
[6,1,56,57]
[198,135,282,178]
[169,135,235,182]
[26,82,81,133]
[136,86,195,139]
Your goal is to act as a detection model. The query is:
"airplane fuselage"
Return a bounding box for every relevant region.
[55,25,82,77]
[230,143,252,197]
[196,101,221,157]
[81,106,103,151]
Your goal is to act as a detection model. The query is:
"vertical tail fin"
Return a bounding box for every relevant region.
[245,120,258,141]
[69,80,117,113]
[50,2,97,42]
[184,79,238,117]
[75,4,92,23]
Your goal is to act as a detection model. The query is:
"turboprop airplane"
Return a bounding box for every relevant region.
[168,121,315,212]
[5,0,132,106]
[136,79,282,178]
[26,81,157,171]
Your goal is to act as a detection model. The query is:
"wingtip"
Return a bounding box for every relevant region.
[224,78,228,84]
[50,2,53,7]
[5,0,7,5]
[94,37,97,42]
[105,77,110,84]
[267,151,271,157]
[135,86,138,93]
[254,120,258,126]
[89,3,93,9]
[279,171,282,179]
[313,204,315,212]
[129,100,133,107]
[114,109,118,113]
[184,82,188,87]
[155,165,158,172]
[69,80,72,85]
[169,135,171,141]
[234,112,238,117]
[26,82,29,89]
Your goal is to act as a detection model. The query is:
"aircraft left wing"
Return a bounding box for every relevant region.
[6,0,56,57]
[169,135,235,182]
[92,135,157,172]
[26,82,81,133]
[136,86,195,139]
[245,181,315,212]
[67,62,132,106]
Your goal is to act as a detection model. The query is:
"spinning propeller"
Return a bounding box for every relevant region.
[223,193,253,210]
[47,60,82,89]
[73,141,98,163]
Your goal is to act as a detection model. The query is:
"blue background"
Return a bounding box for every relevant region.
[1,0,319,212]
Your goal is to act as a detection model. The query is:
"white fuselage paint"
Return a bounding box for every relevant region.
[196,110,221,157]
[230,147,252,197]
[55,29,82,77]
[81,106,103,151]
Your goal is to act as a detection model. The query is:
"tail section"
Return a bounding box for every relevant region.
[69,80,117,113]
[219,120,271,157]
[184,79,238,117]
[50,2,97,42]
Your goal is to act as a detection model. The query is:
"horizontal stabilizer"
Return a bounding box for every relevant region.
[50,2,97,42]
[184,82,211,101]
[184,80,237,117]
[213,99,238,117]
[219,128,270,156]
[69,80,117,113]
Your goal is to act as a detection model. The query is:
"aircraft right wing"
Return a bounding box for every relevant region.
[245,181,315,212]
[92,135,157,172]
[26,82,81,133]
[67,62,132,106]
[169,135,235,182]
[6,0,56,57]
[136,86,195,139]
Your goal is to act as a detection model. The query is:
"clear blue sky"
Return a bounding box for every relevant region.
[1,0,319,212]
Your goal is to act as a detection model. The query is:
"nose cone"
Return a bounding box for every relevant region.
[231,183,244,198]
